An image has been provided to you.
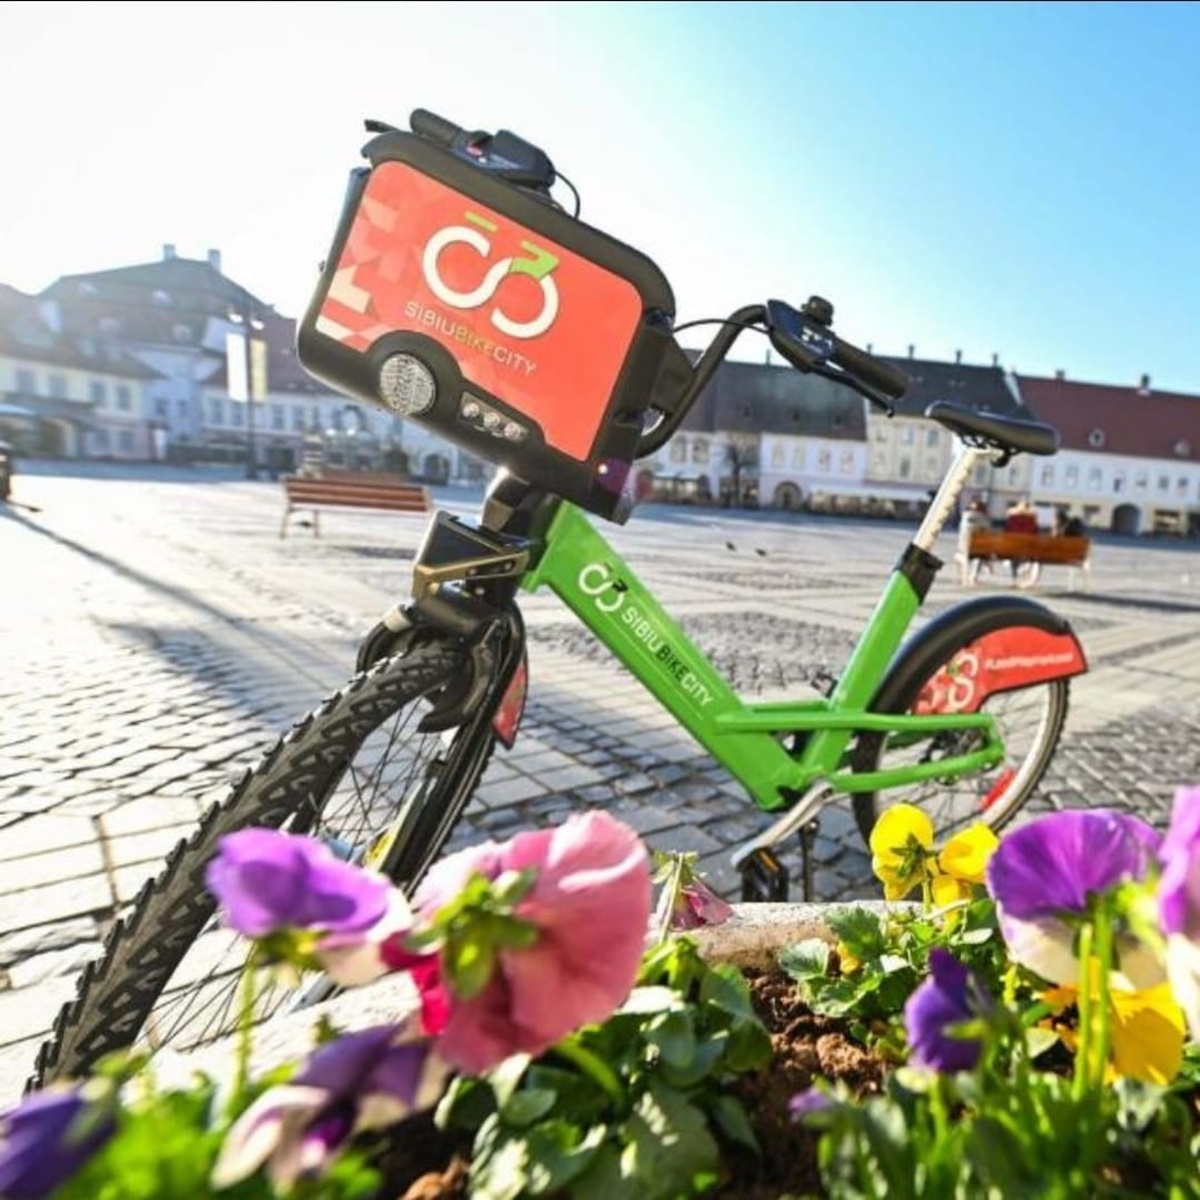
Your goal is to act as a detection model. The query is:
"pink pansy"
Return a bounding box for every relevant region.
[414,810,652,1073]
[1157,786,1200,1039]
[381,938,451,1036]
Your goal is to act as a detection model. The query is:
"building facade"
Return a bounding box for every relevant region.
[1016,373,1200,536]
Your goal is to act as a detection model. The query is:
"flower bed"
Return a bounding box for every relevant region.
[4,790,1200,1198]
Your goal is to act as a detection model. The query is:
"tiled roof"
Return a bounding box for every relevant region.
[878,355,1031,420]
[683,358,867,440]
[42,255,272,350]
[1015,374,1200,462]
[0,281,158,379]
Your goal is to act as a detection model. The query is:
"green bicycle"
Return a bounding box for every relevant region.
[33,111,1085,1087]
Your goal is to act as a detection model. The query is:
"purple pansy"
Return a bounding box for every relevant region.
[1158,786,1200,1039]
[905,948,992,1073]
[212,1021,447,1190]
[986,809,1163,986]
[0,1085,116,1200]
[788,1086,834,1120]
[205,828,392,939]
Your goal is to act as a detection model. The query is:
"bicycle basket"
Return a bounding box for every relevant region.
[297,129,683,521]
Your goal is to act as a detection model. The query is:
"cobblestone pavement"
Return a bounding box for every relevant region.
[2,463,1199,1101]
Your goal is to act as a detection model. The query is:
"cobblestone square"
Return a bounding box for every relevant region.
[2,463,1199,1101]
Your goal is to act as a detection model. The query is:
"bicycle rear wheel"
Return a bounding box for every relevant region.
[851,606,1071,845]
[32,638,493,1088]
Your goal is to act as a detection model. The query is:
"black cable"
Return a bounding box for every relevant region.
[671,316,768,335]
[556,170,581,218]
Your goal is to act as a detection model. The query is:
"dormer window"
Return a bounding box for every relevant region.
[172,323,192,342]
[1175,440,1192,457]
[1088,428,1106,449]
[152,290,171,306]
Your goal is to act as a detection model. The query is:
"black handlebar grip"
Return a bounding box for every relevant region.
[410,109,463,146]
[833,338,909,400]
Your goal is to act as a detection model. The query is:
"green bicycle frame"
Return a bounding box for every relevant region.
[521,447,1003,813]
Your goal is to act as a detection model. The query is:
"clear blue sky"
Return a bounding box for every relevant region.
[3,2,1198,391]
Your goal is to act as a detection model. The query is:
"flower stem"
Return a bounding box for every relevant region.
[1090,906,1114,1092]
[230,947,259,1116]
[553,1034,625,1108]
[1071,922,1095,1105]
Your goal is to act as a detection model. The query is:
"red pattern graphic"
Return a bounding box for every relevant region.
[318,162,644,461]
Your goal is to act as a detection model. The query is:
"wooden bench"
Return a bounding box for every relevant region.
[280,473,431,538]
[967,530,1092,589]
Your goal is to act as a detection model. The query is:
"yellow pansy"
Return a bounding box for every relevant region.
[930,872,972,910]
[870,804,936,901]
[835,941,862,975]
[1039,980,1185,1085]
[937,824,999,885]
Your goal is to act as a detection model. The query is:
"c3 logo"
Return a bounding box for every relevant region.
[578,562,626,613]
[422,211,560,340]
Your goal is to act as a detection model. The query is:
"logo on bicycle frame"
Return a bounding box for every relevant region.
[421,211,560,340]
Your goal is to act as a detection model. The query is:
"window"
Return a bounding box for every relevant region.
[116,384,132,412]
[1087,466,1102,490]
[1065,465,1079,488]
[271,404,285,431]
[926,428,940,448]
[668,439,686,464]
[92,429,110,451]
[817,447,832,473]
[1178,476,1189,496]
[292,406,306,432]
[118,430,134,453]
[972,462,989,485]
[901,425,916,446]
[840,449,855,474]
[870,449,887,475]
[177,398,187,416]
[89,381,107,406]
[1158,474,1170,493]
[898,456,912,479]
[770,442,786,468]
[209,398,225,425]
[1040,463,1055,487]
[154,398,168,418]
[1135,471,1148,492]
[924,456,940,479]
[692,438,709,465]
[791,444,804,467]
[1113,471,1125,493]
[873,423,888,443]
[49,373,68,399]
[1088,429,1106,449]
[15,368,35,394]
[231,403,245,428]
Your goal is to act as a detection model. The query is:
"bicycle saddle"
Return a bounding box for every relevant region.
[925,401,1060,457]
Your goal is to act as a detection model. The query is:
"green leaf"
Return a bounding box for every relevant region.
[502,1087,558,1128]
[619,985,685,1015]
[488,1053,533,1109]
[620,1084,719,1198]
[645,1010,696,1069]
[707,1094,760,1154]
[778,938,831,981]
[825,905,887,956]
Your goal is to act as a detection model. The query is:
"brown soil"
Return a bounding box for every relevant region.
[379,969,880,1200]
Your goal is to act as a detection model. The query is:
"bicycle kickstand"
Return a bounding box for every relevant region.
[731,782,831,904]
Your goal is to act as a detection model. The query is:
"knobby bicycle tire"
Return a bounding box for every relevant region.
[851,607,1070,845]
[32,638,494,1089]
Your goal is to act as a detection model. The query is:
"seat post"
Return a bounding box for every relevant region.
[912,442,992,554]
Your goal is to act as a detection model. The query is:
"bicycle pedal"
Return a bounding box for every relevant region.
[739,847,789,903]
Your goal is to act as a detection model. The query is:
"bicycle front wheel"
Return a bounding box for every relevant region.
[851,605,1072,845]
[33,638,493,1088]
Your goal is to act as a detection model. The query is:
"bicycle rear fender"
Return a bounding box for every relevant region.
[874,594,1088,716]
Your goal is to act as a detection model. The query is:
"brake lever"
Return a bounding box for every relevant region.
[807,362,896,418]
